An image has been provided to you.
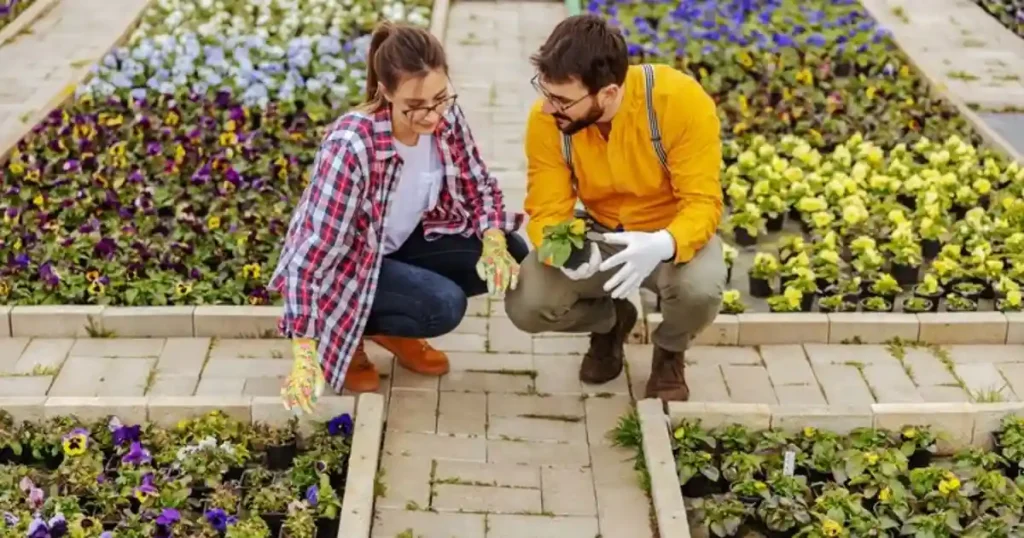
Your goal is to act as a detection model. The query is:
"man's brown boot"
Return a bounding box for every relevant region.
[579,299,638,384]
[645,345,689,401]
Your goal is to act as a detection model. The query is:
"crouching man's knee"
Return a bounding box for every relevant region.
[504,252,573,334]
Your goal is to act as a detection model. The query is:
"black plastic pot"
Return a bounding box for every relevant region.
[800,292,816,312]
[913,291,943,312]
[316,517,340,538]
[891,263,919,287]
[950,284,982,303]
[860,298,894,313]
[896,193,916,210]
[42,452,63,470]
[263,513,285,537]
[266,441,298,471]
[901,298,933,314]
[726,266,733,284]
[225,466,245,482]
[749,276,773,298]
[953,204,968,221]
[819,302,857,314]
[947,300,979,313]
[735,228,757,247]
[0,446,15,464]
[922,239,940,260]
[815,278,833,293]
[909,450,933,469]
[562,243,591,271]
[766,214,785,232]
[682,474,725,497]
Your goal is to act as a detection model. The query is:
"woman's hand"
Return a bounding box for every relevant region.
[281,338,326,414]
[475,229,520,297]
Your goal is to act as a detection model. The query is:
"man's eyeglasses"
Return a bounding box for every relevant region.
[530,74,590,113]
[404,94,458,122]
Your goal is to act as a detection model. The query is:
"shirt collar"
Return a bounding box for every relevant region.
[372,106,454,162]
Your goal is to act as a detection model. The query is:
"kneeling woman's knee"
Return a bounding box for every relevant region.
[426,285,468,337]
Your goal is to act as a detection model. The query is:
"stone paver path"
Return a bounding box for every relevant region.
[0,0,150,153]
[860,0,1024,112]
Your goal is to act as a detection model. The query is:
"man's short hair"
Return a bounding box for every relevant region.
[530,14,629,94]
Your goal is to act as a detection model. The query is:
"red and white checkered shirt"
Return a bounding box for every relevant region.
[269,104,523,391]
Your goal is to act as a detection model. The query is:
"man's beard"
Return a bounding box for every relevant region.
[553,101,604,136]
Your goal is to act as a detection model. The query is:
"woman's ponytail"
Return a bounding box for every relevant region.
[362,22,395,109]
[356,21,448,113]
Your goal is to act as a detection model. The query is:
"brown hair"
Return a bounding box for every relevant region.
[530,14,628,94]
[359,21,448,112]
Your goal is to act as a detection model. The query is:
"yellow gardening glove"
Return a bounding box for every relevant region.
[475,229,519,297]
[281,338,326,415]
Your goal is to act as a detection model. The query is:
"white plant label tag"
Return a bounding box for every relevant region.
[783,451,796,477]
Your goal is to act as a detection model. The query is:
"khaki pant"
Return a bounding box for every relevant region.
[505,222,727,353]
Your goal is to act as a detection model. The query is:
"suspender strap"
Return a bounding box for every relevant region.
[641,64,669,169]
[561,131,576,191]
[560,64,669,199]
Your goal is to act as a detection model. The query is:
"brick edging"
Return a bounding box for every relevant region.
[339,393,385,538]
[639,399,1024,538]
[645,311,1024,346]
[0,393,381,538]
[637,399,692,538]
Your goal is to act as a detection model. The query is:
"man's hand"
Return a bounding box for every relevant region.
[476,229,520,297]
[559,242,602,281]
[281,338,326,415]
[598,230,675,299]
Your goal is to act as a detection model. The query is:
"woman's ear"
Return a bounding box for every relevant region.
[378,82,390,103]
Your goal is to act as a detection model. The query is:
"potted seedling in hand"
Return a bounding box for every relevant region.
[539,218,592,270]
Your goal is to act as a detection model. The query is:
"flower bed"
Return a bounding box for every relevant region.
[0,0,430,306]
[588,0,981,149]
[0,409,354,537]
[971,0,1023,40]
[0,0,36,32]
[671,417,1024,537]
[717,134,1024,314]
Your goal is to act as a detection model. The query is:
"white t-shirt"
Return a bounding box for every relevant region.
[382,135,444,255]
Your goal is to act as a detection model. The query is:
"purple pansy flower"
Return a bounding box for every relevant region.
[112,423,141,446]
[204,508,237,533]
[327,414,353,437]
[122,441,151,465]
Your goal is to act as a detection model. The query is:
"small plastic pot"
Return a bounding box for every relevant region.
[749,276,773,298]
[734,228,758,247]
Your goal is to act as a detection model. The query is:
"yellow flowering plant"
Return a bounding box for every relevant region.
[998,289,1023,312]
[721,452,766,483]
[768,286,804,313]
[538,218,589,268]
[898,425,938,463]
[720,289,746,314]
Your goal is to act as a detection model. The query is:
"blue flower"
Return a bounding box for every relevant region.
[327,413,353,437]
[306,485,319,506]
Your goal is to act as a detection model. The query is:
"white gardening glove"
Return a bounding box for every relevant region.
[560,243,602,281]
[599,230,676,299]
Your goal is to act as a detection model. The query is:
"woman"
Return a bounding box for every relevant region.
[272,21,527,413]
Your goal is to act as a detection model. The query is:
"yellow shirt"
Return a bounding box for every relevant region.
[524,64,723,263]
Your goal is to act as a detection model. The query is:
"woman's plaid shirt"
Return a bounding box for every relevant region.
[270,104,523,391]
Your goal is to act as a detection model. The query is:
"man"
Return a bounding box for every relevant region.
[504,14,726,402]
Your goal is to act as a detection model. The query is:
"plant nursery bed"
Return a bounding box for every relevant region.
[637,400,1024,538]
[0,394,384,538]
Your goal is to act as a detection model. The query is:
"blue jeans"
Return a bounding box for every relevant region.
[364,226,529,338]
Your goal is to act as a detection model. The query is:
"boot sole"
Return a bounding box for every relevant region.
[578,301,638,384]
